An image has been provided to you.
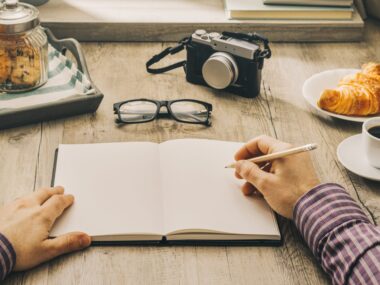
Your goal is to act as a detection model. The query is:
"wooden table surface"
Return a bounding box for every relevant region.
[1,20,379,285]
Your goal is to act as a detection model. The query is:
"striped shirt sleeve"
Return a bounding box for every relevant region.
[293,183,380,285]
[0,233,16,281]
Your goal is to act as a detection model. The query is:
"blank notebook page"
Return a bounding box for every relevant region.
[159,139,280,237]
[51,142,164,237]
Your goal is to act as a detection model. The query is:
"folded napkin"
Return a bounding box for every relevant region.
[0,45,95,110]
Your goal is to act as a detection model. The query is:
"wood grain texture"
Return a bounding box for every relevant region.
[43,20,364,43]
[1,19,380,285]
[38,0,364,42]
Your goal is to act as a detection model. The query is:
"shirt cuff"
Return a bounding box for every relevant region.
[293,183,371,260]
[0,233,16,281]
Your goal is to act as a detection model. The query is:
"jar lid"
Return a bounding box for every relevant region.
[0,0,40,34]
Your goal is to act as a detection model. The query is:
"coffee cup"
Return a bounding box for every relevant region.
[363,117,380,168]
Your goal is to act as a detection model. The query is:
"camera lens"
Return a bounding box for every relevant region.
[202,52,239,90]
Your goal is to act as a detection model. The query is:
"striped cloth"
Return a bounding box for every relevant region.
[0,233,16,281]
[294,183,380,285]
[0,45,95,110]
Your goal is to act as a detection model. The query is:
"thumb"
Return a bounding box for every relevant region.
[235,160,273,193]
[43,232,91,260]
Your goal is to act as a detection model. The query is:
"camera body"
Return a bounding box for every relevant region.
[185,30,266,98]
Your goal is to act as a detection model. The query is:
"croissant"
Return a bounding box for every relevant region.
[317,63,380,116]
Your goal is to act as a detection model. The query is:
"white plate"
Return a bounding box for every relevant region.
[337,134,380,181]
[303,69,380,123]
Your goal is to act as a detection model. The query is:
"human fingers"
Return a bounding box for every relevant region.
[235,171,242,179]
[40,194,74,225]
[235,162,271,179]
[33,186,65,205]
[241,182,256,196]
[234,135,282,161]
[11,187,65,208]
[235,160,274,193]
[42,232,91,261]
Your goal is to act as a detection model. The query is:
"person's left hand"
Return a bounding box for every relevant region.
[0,186,91,271]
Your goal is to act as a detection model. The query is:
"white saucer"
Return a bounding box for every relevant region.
[303,69,380,123]
[337,134,380,181]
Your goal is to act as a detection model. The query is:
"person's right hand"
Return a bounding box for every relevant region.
[0,186,91,272]
[234,135,320,219]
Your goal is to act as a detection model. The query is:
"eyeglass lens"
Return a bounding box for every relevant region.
[170,101,209,123]
[119,101,157,123]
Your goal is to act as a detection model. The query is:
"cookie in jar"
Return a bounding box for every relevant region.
[10,45,44,88]
[0,0,48,92]
[0,48,11,84]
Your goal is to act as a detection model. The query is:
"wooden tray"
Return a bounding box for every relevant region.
[0,28,104,130]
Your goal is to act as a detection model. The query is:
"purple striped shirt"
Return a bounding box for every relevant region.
[294,183,380,285]
[0,233,16,281]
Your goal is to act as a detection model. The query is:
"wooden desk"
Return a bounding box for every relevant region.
[1,20,379,285]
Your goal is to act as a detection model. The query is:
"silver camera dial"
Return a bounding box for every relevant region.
[202,52,239,90]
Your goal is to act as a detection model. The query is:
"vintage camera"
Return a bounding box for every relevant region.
[146,30,271,98]
[186,30,271,98]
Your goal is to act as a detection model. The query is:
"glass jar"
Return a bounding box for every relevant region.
[0,0,48,93]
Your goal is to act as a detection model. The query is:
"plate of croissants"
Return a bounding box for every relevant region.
[303,62,380,123]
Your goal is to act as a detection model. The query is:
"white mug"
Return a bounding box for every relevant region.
[363,117,380,168]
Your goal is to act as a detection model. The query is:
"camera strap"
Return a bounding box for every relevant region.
[222,32,271,69]
[146,37,190,74]
[222,32,272,59]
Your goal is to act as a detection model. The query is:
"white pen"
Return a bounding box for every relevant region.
[225,143,318,169]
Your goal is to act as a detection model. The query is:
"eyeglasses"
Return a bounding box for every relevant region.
[113,99,213,126]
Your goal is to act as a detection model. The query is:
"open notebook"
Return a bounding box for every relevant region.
[51,139,281,245]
